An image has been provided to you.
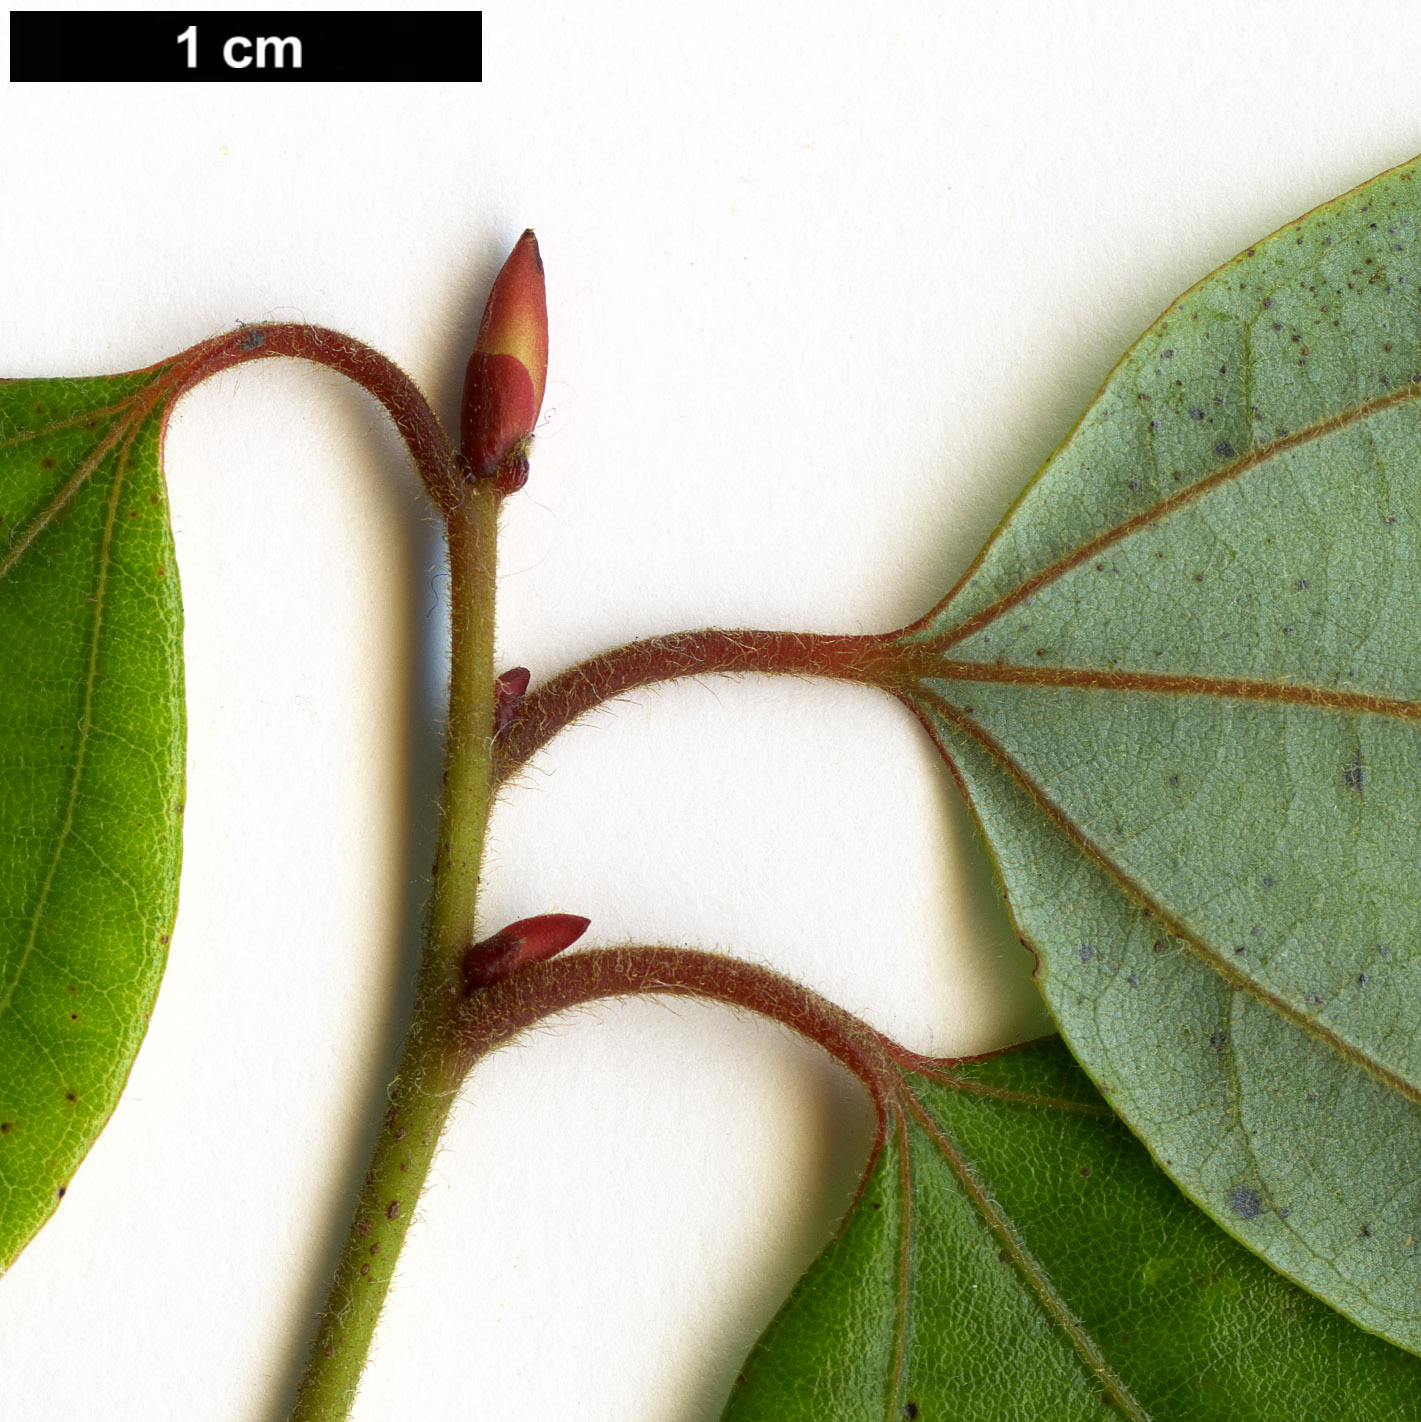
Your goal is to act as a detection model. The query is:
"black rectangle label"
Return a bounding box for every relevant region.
[9,11,481,82]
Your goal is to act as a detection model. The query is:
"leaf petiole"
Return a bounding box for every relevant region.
[492,626,914,786]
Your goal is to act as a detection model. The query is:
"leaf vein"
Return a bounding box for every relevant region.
[0,421,138,1023]
[923,382,1421,652]
[897,1078,1151,1421]
[915,687,1421,1109]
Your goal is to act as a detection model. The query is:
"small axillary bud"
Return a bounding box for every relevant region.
[461,912,590,992]
[460,230,548,495]
[492,666,531,737]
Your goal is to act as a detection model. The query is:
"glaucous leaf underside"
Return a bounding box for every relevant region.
[723,1039,1421,1420]
[899,158,1421,1350]
[0,366,184,1268]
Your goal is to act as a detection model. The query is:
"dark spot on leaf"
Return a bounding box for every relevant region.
[1282,625,1293,635]
[64,1090,76,1103]
[358,1218,371,1237]
[1161,348,1174,358]
[1276,1208,1291,1221]
[1172,470,1182,480]
[998,1248,1011,1262]
[1229,1186,1264,1220]
[1194,573,1204,582]
[1080,1166,1092,1178]
[1076,944,1094,963]
[1211,1031,1229,1048]
[39,457,56,470]
[1169,774,1179,786]
[56,1185,66,1199]
[1295,579,1308,590]
[1378,943,1391,957]
[386,1200,401,1221]
[1344,748,1364,793]
[1234,945,1247,955]
[904,1406,919,1420]
[1362,1225,1372,1239]
[0,1122,13,1135]
[1262,296,1273,307]
[1358,972,1369,987]
[1152,940,1166,953]
[1262,875,1274,888]
[360,1263,370,1277]
[1127,972,1138,987]
[1190,408,1205,420]
[1214,441,1237,458]
[1035,648,1048,657]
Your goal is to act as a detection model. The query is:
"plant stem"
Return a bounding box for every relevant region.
[288,487,501,1420]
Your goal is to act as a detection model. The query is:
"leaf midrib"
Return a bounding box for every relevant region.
[920,660,1421,721]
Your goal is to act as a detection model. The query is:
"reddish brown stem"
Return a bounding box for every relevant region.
[493,628,912,785]
[451,944,900,1123]
[162,323,463,512]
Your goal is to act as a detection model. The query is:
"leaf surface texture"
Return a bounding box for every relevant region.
[724,1040,1421,1420]
[0,366,184,1267]
[900,159,1421,1349]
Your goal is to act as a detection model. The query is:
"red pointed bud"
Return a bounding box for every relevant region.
[461,913,590,992]
[461,231,548,494]
[492,666,531,737]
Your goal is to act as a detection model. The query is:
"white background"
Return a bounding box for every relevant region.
[0,3,1418,1417]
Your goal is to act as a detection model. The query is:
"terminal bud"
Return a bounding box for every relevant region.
[460,230,548,494]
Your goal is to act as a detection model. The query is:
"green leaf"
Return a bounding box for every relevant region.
[723,1038,1421,1421]
[898,157,1421,1349]
[0,365,185,1268]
